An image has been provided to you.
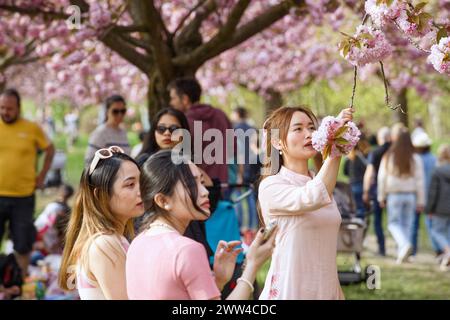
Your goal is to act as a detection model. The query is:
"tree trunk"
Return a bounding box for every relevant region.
[392,88,408,127]
[264,88,283,117]
[146,67,197,122]
[428,95,443,138]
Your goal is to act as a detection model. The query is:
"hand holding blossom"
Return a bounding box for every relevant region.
[312,107,360,160]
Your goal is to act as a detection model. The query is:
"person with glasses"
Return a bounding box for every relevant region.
[136,107,190,166]
[85,95,131,162]
[135,108,215,259]
[59,146,144,299]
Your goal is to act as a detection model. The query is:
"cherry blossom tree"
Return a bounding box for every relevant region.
[0,0,448,123]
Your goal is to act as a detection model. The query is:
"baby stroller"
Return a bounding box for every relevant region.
[334,181,369,285]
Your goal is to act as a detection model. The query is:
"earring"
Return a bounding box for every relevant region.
[279,150,282,155]
[164,204,170,210]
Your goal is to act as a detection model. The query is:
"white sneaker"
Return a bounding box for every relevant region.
[396,244,412,264]
[439,254,450,271]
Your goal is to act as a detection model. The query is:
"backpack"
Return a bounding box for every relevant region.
[0,253,23,289]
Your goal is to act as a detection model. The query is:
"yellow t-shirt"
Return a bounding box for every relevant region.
[0,118,50,197]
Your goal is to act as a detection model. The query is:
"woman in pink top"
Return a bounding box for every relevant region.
[258,106,354,300]
[59,146,145,299]
[126,150,277,300]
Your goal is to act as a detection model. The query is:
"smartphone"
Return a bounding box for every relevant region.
[262,221,277,242]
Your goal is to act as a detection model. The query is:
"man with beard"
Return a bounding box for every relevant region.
[0,88,54,279]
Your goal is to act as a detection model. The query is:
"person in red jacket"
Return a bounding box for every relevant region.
[168,78,233,184]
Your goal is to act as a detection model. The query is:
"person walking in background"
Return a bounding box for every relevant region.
[230,106,260,239]
[0,88,55,279]
[59,146,144,299]
[344,139,370,219]
[411,132,440,257]
[363,127,391,256]
[378,129,425,264]
[258,106,354,300]
[85,95,131,162]
[426,144,450,271]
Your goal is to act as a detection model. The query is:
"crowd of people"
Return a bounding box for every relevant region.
[0,80,449,300]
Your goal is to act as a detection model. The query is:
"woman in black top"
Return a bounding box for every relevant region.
[135,108,215,257]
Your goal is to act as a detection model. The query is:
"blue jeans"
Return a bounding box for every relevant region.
[430,216,450,251]
[411,212,420,255]
[411,212,442,255]
[351,182,365,219]
[387,193,415,254]
[370,185,385,255]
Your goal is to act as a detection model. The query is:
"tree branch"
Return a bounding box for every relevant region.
[173,0,304,68]
[173,0,217,53]
[117,33,152,53]
[128,0,174,82]
[101,31,152,74]
[114,25,148,33]
[172,0,208,37]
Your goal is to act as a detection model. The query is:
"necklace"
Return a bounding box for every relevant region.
[148,221,177,232]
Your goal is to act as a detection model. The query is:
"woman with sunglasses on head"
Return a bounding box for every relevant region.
[126,150,277,300]
[85,95,131,162]
[59,146,144,299]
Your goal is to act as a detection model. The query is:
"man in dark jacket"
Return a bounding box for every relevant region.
[168,78,232,184]
[426,145,450,270]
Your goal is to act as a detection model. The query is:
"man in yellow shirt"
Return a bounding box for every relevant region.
[0,88,55,278]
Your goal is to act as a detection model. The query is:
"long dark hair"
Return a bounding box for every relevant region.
[386,129,415,177]
[139,108,190,157]
[139,150,208,231]
[59,152,138,290]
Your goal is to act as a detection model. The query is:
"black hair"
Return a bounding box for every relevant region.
[104,94,126,122]
[139,150,208,231]
[168,78,202,104]
[233,106,248,119]
[138,107,190,158]
[61,184,75,200]
[1,88,21,107]
[87,152,138,196]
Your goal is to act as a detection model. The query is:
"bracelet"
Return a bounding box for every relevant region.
[236,277,254,293]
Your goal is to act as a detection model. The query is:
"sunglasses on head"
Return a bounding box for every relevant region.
[155,124,181,134]
[111,108,127,115]
[89,146,125,176]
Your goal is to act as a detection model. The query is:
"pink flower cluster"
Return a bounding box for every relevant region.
[342,25,393,67]
[364,0,404,27]
[312,116,361,160]
[89,3,112,30]
[396,10,432,37]
[427,36,450,75]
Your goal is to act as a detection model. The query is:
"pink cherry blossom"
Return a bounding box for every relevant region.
[312,116,361,159]
[340,25,393,67]
[427,36,450,75]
